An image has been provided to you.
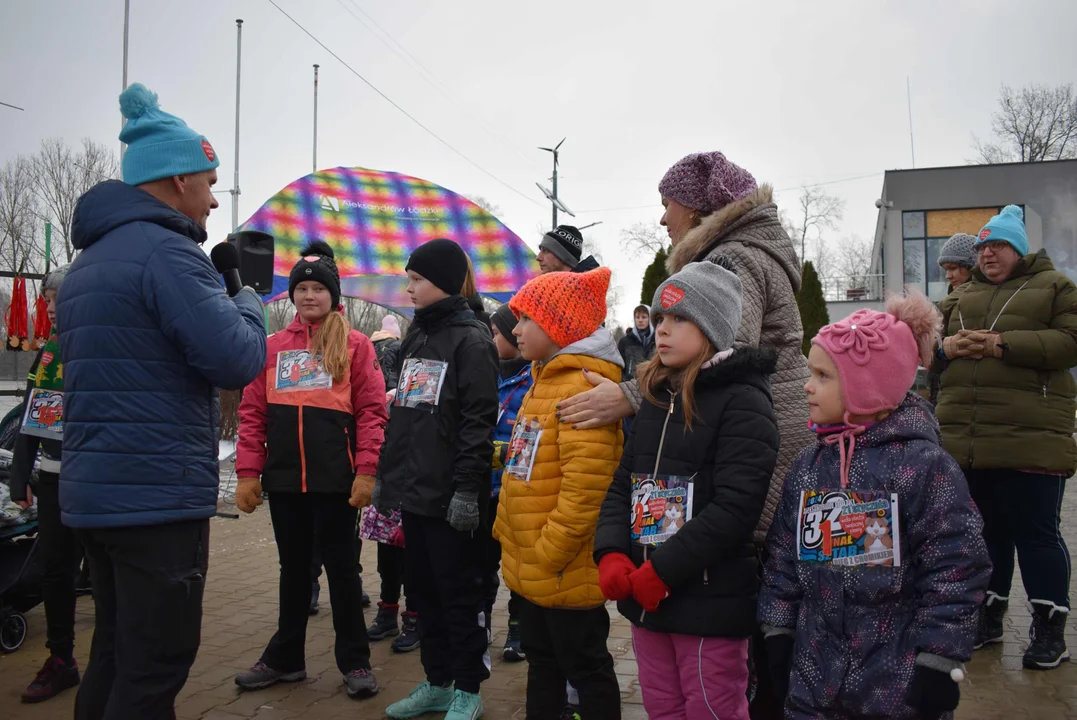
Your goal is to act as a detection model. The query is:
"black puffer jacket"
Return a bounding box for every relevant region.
[617,327,655,381]
[595,348,779,638]
[372,336,401,391]
[377,295,498,522]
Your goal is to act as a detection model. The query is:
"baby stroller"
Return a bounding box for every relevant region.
[0,519,40,652]
[0,402,44,653]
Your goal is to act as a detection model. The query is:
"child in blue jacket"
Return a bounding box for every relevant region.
[759,290,991,720]
[485,303,532,663]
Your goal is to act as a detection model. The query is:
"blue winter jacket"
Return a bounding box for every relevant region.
[57,180,267,528]
[491,359,532,496]
[759,394,990,720]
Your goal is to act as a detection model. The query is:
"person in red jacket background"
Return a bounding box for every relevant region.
[232,241,388,700]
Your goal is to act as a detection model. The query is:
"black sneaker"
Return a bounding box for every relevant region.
[973,592,1008,649]
[21,656,80,703]
[344,668,379,698]
[503,617,525,662]
[1023,602,1071,670]
[392,611,421,653]
[368,602,400,640]
[235,661,307,691]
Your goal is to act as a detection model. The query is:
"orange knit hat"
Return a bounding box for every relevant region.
[509,267,611,348]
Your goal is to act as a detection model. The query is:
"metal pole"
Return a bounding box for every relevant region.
[44,223,52,274]
[907,76,916,169]
[551,149,558,230]
[232,19,243,232]
[120,0,130,160]
[313,64,320,173]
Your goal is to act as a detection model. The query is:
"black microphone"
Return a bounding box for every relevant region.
[210,242,243,297]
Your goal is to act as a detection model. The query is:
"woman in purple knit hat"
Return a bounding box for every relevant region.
[561,150,811,719]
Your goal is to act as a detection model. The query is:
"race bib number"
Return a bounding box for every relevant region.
[631,474,694,546]
[21,388,64,439]
[275,350,332,393]
[504,416,543,483]
[796,489,901,566]
[394,358,449,409]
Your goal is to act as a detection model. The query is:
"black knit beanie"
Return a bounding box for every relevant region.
[538,225,584,268]
[491,302,519,348]
[289,240,341,307]
[405,238,469,296]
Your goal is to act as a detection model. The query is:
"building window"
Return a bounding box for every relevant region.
[902,207,1002,301]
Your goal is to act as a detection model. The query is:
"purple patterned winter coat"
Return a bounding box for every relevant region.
[759,394,990,720]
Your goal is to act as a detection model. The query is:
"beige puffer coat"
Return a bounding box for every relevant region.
[624,185,812,542]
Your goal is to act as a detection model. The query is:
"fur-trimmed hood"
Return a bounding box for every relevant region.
[667,184,801,293]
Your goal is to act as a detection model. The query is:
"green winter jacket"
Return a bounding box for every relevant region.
[936,250,1077,474]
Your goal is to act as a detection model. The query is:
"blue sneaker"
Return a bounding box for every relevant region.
[385,682,455,719]
[445,689,483,720]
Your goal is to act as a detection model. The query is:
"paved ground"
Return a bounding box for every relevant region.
[4,488,1077,719]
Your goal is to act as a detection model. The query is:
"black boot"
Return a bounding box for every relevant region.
[367,602,400,640]
[973,592,1008,649]
[392,611,420,653]
[1023,601,1071,669]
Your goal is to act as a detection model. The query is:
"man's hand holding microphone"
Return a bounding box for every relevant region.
[210,241,261,303]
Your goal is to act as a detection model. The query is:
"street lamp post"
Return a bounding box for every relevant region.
[231,19,243,232]
[537,139,576,230]
[120,0,130,160]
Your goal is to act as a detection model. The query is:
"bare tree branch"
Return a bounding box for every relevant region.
[785,187,845,264]
[0,156,44,275]
[973,84,1077,163]
[466,194,502,218]
[619,221,667,259]
[31,137,119,264]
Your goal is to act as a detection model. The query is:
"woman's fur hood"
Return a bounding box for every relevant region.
[666,184,801,293]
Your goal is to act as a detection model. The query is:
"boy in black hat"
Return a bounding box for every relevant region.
[376,238,498,720]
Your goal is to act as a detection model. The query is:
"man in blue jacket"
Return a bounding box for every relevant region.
[57,83,267,720]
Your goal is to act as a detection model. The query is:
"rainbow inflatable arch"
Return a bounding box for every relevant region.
[240,166,538,316]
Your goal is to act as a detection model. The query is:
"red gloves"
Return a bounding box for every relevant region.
[598,553,636,601]
[629,560,670,612]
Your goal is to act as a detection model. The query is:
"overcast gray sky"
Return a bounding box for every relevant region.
[3,0,1075,323]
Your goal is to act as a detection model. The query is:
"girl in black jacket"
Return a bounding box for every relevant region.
[595,257,779,720]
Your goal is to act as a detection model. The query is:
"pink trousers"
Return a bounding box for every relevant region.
[631,626,749,720]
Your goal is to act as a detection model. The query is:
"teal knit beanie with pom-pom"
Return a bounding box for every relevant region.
[118,83,219,186]
[976,205,1028,257]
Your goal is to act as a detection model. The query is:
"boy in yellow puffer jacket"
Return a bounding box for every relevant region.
[493,266,624,719]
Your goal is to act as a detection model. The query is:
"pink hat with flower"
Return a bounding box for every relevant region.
[811,303,933,417]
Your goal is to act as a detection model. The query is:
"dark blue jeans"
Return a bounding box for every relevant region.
[967,469,1071,607]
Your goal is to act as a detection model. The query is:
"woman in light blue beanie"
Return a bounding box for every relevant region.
[974,205,1028,257]
[119,83,219,186]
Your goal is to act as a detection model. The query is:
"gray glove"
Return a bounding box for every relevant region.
[446,490,480,532]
